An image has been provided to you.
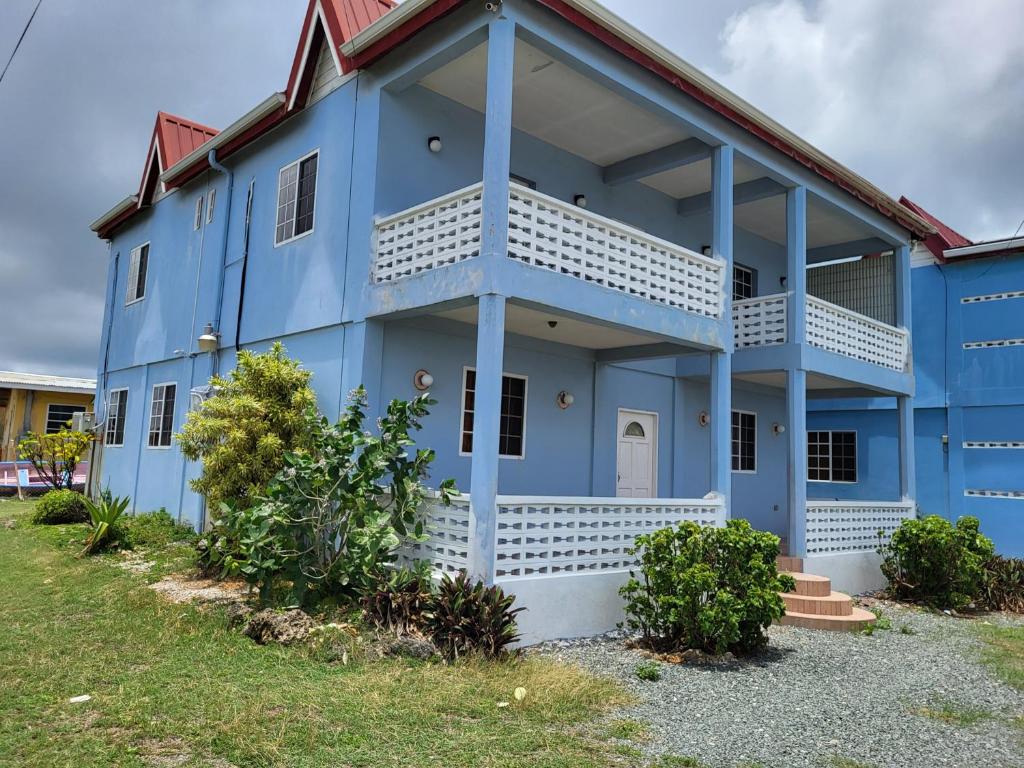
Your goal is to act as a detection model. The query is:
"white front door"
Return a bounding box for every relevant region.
[616,409,657,498]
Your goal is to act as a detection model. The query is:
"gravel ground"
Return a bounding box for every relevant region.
[533,602,1024,768]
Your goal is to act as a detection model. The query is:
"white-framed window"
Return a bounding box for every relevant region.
[194,195,204,230]
[206,187,216,224]
[105,388,128,447]
[45,404,86,434]
[808,430,857,483]
[733,263,756,301]
[147,383,177,448]
[731,410,756,473]
[460,367,528,459]
[125,243,149,304]
[274,150,319,246]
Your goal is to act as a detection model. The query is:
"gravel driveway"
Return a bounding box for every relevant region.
[534,602,1024,768]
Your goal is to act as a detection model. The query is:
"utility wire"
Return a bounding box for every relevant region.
[1012,216,1024,240]
[0,0,42,87]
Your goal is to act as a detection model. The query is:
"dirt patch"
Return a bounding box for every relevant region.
[115,551,156,574]
[149,575,251,605]
[243,609,315,646]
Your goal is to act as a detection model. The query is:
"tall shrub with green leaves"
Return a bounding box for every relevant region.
[880,515,994,609]
[18,429,92,490]
[177,343,316,511]
[620,519,794,655]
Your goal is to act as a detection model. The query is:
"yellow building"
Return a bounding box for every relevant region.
[0,371,96,461]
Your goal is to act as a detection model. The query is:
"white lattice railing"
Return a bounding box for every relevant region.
[806,295,908,371]
[507,184,725,317]
[493,495,726,580]
[733,293,787,349]
[372,184,484,284]
[407,495,471,575]
[805,500,916,556]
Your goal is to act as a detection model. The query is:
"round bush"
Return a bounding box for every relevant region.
[620,519,795,655]
[32,489,88,525]
[880,515,994,609]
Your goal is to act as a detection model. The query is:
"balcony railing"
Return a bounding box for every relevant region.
[732,292,909,371]
[805,500,916,555]
[373,182,726,319]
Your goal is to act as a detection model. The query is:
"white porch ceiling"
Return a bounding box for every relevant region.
[735,372,871,391]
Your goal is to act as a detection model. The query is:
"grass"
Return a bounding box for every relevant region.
[910,700,994,727]
[825,758,875,768]
[0,498,635,768]
[604,718,650,742]
[977,624,1024,691]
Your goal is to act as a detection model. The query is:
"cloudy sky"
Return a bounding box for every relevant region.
[1,0,1021,378]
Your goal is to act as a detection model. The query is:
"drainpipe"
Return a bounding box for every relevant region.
[206,148,234,377]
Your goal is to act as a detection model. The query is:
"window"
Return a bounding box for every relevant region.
[623,421,645,438]
[125,243,149,304]
[460,368,527,459]
[275,151,319,245]
[148,383,176,448]
[206,188,216,224]
[808,431,857,483]
[731,410,756,473]
[106,389,128,446]
[733,263,756,301]
[194,195,204,230]
[45,404,85,434]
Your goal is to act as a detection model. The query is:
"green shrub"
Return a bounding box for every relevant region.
[81,495,131,555]
[424,572,523,660]
[981,556,1024,613]
[880,515,994,609]
[18,429,92,490]
[635,661,661,682]
[32,489,88,524]
[120,509,196,549]
[620,519,794,655]
[361,563,434,636]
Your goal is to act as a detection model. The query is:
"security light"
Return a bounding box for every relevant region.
[428,136,442,153]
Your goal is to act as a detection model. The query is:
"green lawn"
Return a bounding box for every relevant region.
[978,623,1024,692]
[0,499,632,768]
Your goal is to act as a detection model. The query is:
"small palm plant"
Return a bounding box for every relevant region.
[81,495,131,556]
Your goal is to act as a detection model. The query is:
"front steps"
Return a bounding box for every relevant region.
[776,560,875,632]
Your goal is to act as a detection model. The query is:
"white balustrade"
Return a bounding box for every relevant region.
[804,500,916,555]
[733,293,787,348]
[492,496,726,579]
[806,295,908,371]
[407,495,471,575]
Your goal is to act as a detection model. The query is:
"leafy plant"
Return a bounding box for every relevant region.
[634,660,661,682]
[120,509,196,549]
[361,562,434,636]
[620,519,794,655]
[424,572,523,660]
[18,429,92,490]
[31,489,88,525]
[81,495,131,555]
[203,501,291,602]
[879,515,994,609]
[981,555,1024,613]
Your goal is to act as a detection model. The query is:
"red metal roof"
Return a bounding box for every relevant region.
[899,196,972,261]
[156,112,219,168]
[335,0,397,44]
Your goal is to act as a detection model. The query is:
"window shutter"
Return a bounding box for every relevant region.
[126,248,139,303]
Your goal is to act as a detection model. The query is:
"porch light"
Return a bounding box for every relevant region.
[556,390,574,409]
[413,370,434,391]
[701,245,712,257]
[698,410,710,427]
[427,136,442,153]
[773,422,786,435]
[197,323,219,353]
[573,194,587,209]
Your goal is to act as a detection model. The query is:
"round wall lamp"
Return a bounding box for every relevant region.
[772,422,786,436]
[556,390,575,409]
[573,194,588,209]
[427,136,443,153]
[701,245,713,257]
[413,369,434,391]
[698,410,711,427]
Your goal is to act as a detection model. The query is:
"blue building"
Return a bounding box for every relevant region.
[810,200,1024,558]
[90,0,937,640]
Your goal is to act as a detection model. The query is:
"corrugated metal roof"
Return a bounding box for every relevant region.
[0,370,96,394]
[156,112,220,169]
[332,0,396,44]
[899,197,972,249]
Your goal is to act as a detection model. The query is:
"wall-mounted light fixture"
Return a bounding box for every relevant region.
[772,422,786,436]
[698,410,710,427]
[779,276,788,289]
[573,194,588,209]
[427,136,443,153]
[413,369,434,391]
[556,390,575,409]
[197,323,220,353]
[701,245,713,257]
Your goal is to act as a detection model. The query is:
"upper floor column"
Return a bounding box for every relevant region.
[709,144,734,511]
[786,186,808,350]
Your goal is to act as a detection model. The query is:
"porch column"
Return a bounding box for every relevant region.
[786,186,808,345]
[787,369,808,557]
[897,397,917,502]
[340,320,384,419]
[468,293,506,583]
[479,17,515,286]
[709,144,734,512]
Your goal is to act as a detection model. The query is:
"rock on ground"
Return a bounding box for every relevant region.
[243,609,315,646]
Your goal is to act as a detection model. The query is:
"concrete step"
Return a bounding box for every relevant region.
[781,590,854,617]
[778,605,876,632]
[776,555,803,573]
[786,572,831,597]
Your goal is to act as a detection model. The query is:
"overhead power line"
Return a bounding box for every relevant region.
[0,0,42,87]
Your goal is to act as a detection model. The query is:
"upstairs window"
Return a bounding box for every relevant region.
[45,404,85,433]
[460,368,527,459]
[733,263,756,301]
[275,150,319,245]
[206,188,216,224]
[194,195,204,230]
[148,383,176,448]
[126,243,149,304]
[731,410,756,473]
[808,430,857,483]
[106,389,128,447]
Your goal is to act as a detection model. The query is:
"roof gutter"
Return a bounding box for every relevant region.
[944,237,1024,260]
[90,195,139,233]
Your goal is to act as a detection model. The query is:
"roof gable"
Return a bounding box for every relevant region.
[138,112,219,206]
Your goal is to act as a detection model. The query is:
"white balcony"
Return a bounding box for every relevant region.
[732,292,909,371]
[373,182,726,320]
[804,500,915,556]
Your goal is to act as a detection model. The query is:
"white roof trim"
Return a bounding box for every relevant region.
[90,195,140,232]
[945,237,1024,260]
[289,0,345,111]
